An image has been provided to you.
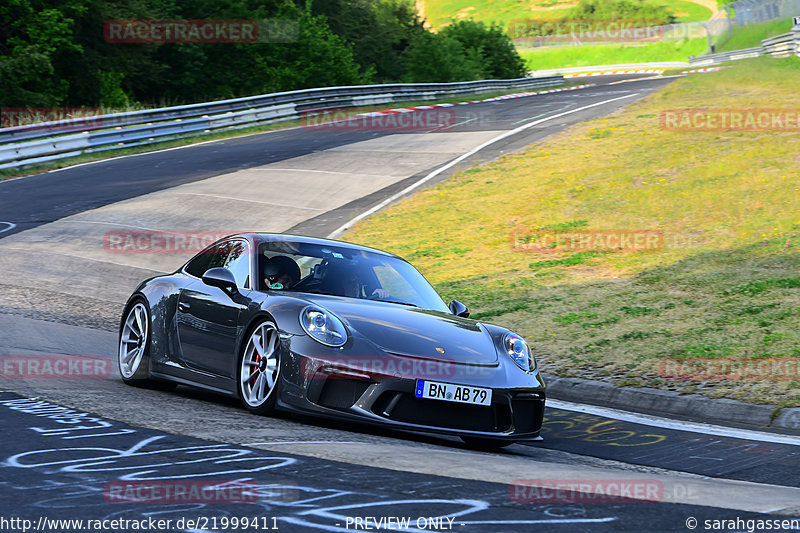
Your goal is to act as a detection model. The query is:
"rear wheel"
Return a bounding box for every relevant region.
[239,320,281,415]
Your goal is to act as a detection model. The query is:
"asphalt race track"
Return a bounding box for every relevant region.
[2,74,799,532]
[0,392,777,533]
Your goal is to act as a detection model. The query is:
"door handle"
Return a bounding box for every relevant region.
[178,302,191,313]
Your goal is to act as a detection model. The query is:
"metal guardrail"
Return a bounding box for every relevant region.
[689,45,764,65]
[689,26,800,65]
[1,79,551,145]
[0,76,563,171]
[762,31,797,56]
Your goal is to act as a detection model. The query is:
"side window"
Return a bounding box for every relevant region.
[184,241,231,278]
[224,241,251,288]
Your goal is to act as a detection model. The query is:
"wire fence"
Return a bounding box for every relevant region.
[730,0,800,25]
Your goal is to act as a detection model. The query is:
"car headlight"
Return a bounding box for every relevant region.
[503,332,535,372]
[300,306,348,347]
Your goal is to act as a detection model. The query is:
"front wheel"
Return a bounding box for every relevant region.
[119,300,153,384]
[239,320,282,415]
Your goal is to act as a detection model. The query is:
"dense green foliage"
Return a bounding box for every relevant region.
[567,0,675,24]
[403,20,526,82]
[0,0,526,108]
[307,0,427,82]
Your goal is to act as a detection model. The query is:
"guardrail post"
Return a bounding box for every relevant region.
[794,20,800,57]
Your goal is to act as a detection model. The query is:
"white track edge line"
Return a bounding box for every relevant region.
[547,399,800,446]
[327,92,641,239]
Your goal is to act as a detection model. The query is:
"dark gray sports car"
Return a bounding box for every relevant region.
[118,233,546,446]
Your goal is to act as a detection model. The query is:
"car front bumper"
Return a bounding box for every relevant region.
[279,348,546,441]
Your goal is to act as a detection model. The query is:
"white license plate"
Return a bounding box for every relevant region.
[415,380,492,406]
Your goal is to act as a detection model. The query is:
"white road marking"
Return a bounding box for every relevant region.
[0,221,16,233]
[0,124,308,183]
[175,192,324,211]
[42,136,255,173]
[444,117,477,128]
[67,219,163,231]
[511,104,577,125]
[0,83,622,185]
[252,168,389,179]
[327,92,642,238]
[547,399,800,446]
[607,74,684,85]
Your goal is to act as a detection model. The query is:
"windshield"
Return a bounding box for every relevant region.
[258,240,449,313]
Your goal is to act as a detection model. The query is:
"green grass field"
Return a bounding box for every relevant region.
[714,18,794,52]
[422,0,714,30]
[521,38,707,69]
[422,0,717,70]
[345,57,800,409]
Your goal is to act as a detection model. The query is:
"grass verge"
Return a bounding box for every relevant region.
[345,57,800,407]
[521,38,707,69]
[713,18,794,52]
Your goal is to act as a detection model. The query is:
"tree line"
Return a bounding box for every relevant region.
[0,0,527,109]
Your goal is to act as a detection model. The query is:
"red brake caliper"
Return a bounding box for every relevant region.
[252,340,261,388]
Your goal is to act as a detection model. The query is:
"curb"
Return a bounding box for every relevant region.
[562,67,722,78]
[354,84,594,119]
[680,67,723,74]
[528,61,689,76]
[543,373,800,433]
[564,69,664,78]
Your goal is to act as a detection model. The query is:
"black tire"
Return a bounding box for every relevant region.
[461,436,515,450]
[238,319,282,415]
[118,298,155,386]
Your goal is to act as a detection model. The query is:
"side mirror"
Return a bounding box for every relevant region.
[202,267,238,293]
[449,299,470,318]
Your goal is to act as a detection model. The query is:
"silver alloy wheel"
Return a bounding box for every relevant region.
[119,302,148,379]
[240,322,280,407]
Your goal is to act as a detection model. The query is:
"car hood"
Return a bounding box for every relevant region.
[306,296,499,365]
